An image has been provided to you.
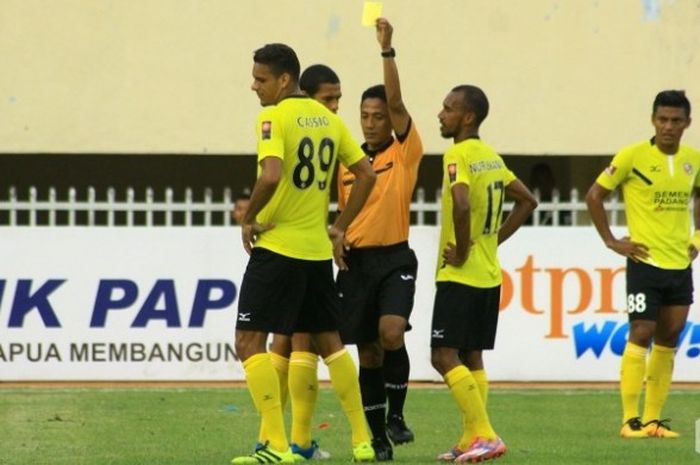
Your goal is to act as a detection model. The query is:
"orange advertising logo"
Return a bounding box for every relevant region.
[499,255,625,339]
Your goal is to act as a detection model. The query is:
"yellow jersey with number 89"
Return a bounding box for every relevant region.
[254,95,365,260]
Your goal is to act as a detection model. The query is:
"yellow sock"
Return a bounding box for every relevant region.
[471,369,489,406]
[642,344,675,424]
[459,369,488,442]
[270,352,290,408]
[289,351,319,448]
[257,352,289,444]
[324,349,371,446]
[244,353,288,452]
[444,365,496,448]
[620,342,647,423]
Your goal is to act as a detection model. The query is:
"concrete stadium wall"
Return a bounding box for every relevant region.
[2,0,699,155]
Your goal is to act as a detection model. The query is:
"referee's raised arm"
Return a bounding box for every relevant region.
[376,17,410,138]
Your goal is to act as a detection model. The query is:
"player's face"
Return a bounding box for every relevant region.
[438,91,466,139]
[360,98,392,149]
[251,63,285,106]
[652,106,691,153]
[312,83,342,114]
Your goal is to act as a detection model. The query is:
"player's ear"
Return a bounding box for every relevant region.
[463,111,476,127]
[279,72,292,91]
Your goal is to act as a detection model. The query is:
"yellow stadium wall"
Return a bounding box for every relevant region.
[1,0,699,155]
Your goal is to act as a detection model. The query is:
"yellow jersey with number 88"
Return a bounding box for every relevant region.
[596,139,700,269]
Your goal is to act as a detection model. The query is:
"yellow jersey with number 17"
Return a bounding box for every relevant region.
[436,138,516,288]
[595,139,700,269]
[254,95,365,261]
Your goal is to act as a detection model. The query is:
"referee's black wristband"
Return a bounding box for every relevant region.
[381,48,395,58]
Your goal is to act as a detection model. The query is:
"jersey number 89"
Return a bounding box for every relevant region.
[293,137,336,190]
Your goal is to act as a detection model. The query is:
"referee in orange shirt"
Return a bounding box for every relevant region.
[336,18,423,461]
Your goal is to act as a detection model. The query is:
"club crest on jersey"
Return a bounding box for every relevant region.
[604,165,617,176]
[448,163,457,182]
[261,121,272,140]
[683,162,693,175]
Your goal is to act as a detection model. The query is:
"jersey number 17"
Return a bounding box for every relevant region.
[482,180,505,234]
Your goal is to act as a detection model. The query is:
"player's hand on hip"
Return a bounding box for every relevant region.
[241,222,274,255]
[608,236,649,262]
[689,244,699,261]
[328,225,348,270]
[375,17,393,50]
[442,242,467,267]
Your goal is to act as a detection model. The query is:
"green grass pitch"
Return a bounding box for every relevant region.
[0,386,698,465]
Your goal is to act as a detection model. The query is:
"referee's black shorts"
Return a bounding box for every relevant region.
[625,258,693,322]
[337,241,418,344]
[236,247,341,335]
[430,281,501,351]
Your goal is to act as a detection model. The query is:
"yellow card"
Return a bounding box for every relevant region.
[362,1,382,27]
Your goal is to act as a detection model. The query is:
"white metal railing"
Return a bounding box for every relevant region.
[0,186,624,227]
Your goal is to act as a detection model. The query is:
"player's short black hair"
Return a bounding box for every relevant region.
[361,84,386,104]
[299,64,340,96]
[253,43,300,81]
[452,85,489,126]
[653,90,691,117]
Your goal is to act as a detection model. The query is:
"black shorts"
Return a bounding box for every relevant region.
[236,247,341,335]
[625,259,693,322]
[336,242,418,344]
[430,281,501,350]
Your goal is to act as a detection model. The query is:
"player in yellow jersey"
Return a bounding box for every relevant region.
[431,85,536,463]
[586,90,700,439]
[335,18,423,461]
[301,64,342,114]
[259,64,343,462]
[232,43,376,464]
[231,189,251,225]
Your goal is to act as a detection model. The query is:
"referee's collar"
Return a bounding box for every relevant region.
[362,137,394,162]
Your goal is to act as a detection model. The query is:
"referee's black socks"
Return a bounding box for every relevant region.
[359,366,388,440]
[383,345,410,419]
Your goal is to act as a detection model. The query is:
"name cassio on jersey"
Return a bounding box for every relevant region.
[296,116,330,128]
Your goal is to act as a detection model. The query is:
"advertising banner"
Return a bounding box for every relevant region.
[0,227,698,381]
